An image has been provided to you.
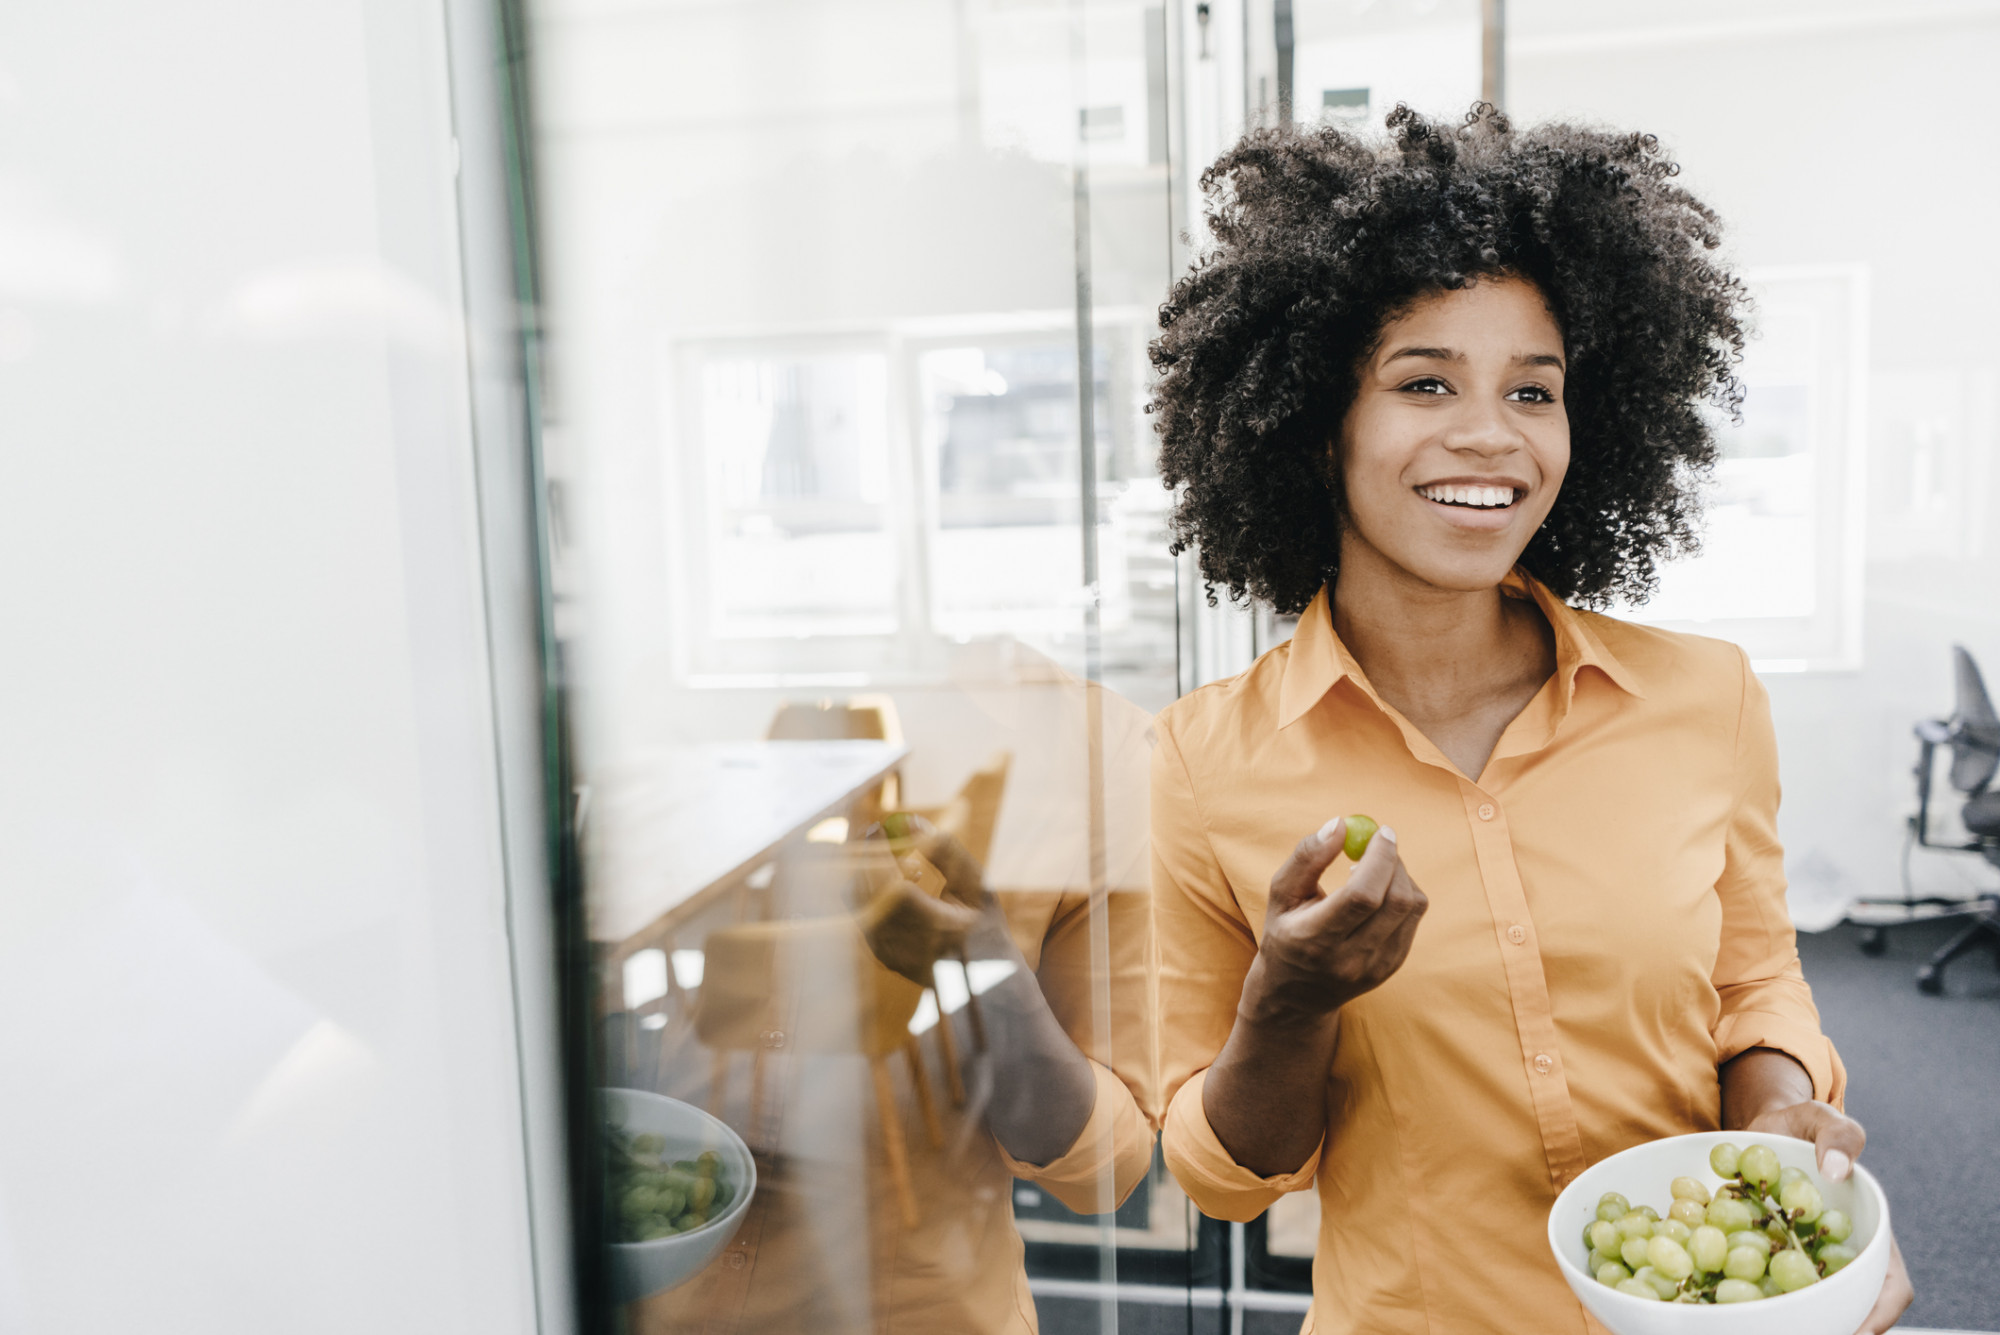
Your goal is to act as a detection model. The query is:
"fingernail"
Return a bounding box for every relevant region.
[1376,826,1397,845]
[1822,1150,1852,1182]
[1317,817,1343,844]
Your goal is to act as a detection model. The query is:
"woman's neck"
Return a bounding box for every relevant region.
[1329,540,1556,777]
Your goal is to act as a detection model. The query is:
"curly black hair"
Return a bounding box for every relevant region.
[1148,104,1747,613]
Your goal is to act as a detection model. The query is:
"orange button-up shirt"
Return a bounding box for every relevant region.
[1151,574,1845,1335]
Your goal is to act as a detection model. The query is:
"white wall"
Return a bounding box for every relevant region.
[0,3,564,1332]
[1510,0,2000,926]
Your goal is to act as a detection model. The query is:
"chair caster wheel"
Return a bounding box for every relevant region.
[1917,967,1944,996]
[1858,927,1888,957]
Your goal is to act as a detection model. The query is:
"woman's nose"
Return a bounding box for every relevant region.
[1440,398,1523,456]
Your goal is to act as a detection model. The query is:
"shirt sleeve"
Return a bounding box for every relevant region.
[1710,646,1848,1108]
[1152,711,1322,1221]
[996,1059,1155,1214]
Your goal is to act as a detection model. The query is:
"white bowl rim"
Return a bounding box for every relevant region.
[1546,1131,1892,1313]
[601,1087,757,1251]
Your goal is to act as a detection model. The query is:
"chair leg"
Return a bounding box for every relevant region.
[957,952,988,1052]
[870,1055,920,1229]
[709,1049,731,1118]
[905,1036,944,1149]
[931,998,967,1107]
[748,1049,768,1150]
[1917,911,2000,995]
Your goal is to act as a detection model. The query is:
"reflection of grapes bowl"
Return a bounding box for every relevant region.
[603,1088,757,1303]
[1547,1132,1890,1335]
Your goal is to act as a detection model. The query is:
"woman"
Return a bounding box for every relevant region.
[1146,106,1913,1333]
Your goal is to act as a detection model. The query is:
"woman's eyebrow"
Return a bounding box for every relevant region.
[1382,345,1460,365]
[1517,352,1567,371]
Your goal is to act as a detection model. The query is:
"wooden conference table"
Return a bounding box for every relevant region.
[585,739,907,950]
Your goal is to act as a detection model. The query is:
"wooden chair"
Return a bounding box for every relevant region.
[892,751,1012,1084]
[691,847,947,1230]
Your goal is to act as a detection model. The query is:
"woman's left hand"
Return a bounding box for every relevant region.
[1741,1097,1914,1334]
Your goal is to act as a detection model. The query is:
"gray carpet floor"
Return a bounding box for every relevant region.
[1797,915,2000,1331]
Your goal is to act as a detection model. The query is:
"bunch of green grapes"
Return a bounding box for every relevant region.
[609,1130,734,1242]
[1581,1142,1858,1304]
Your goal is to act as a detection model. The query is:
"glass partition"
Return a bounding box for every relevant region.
[528,0,1188,1329]
[523,1,2000,1331]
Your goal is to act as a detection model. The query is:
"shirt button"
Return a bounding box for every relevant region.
[1507,924,1527,945]
[1477,802,1496,821]
[1533,1052,1554,1075]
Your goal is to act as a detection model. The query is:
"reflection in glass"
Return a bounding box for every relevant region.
[702,353,895,638]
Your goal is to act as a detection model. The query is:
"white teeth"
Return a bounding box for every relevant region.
[1418,484,1517,509]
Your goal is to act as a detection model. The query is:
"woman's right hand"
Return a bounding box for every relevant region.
[1242,818,1429,1025]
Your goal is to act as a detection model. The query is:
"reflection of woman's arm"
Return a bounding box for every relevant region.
[961,905,1098,1168]
[853,838,1099,1170]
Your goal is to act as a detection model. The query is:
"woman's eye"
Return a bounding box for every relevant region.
[1400,377,1450,395]
[1508,384,1557,404]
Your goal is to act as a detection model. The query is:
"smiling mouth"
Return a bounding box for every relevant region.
[1415,483,1524,510]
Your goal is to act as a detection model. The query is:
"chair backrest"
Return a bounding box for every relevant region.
[941,751,1011,870]
[1949,645,2000,794]
[765,694,905,746]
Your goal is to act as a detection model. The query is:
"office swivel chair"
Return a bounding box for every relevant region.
[1854,646,2000,993]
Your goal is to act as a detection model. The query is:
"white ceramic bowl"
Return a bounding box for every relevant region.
[1547,1131,1889,1335]
[603,1088,757,1303]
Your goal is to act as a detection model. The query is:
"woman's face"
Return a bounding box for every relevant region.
[1336,274,1570,594]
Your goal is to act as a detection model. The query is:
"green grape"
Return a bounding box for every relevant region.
[1688,1225,1728,1273]
[1614,1277,1662,1300]
[1725,1230,1772,1257]
[1652,1218,1692,1245]
[1587,1220,1620,1253]
[1619,1237,1652,1270]
[1779,1178,1824,1223]
[1589,1247,1623,1273]
[1818,1243,1858,1275]
[1818,1208,1853,1243]
[639,1218,677,1241]
[1343,814,1380,862]
[1597,1192,1632,1223]
[1759,1275,1783,1298]
[1769,1250,1819,1292]
[1722,1246,1767,1282]
[1596,1261,1632,1286]
[687,1176,717,1212]
[1636,1205,1661,1224]
[1614,1211,1653,1241]
[1706,1197,1757,1233]
[632,1133,666,1155]
[1709,1142,1742,1177]
[1739,1144,1781,1190]
[1646,1236,1694,1282]
[672,1158,702,1174]
[1668,1199,1707,1229]
[1583,1222,1598,1251]
[1670,1176,1712,1205]
[1714,1278,1764,1304]
[1778,1166,1807,1190]
[696,1150,722,1177]
[1632,1265,1679,1300]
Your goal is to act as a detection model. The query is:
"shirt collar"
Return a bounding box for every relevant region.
[1276,569,1645,731]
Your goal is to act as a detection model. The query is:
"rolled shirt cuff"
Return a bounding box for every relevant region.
[997,1059,1155,1215]
[1161,1067,1321,1222]
[1713,1009,1848,1110]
